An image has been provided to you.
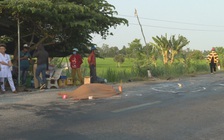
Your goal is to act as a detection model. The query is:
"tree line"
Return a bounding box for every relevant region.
[97,35,224,70]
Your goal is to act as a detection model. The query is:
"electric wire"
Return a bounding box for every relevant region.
[118,14,224,32]
[130,23,224,32]
[119,14,224,28]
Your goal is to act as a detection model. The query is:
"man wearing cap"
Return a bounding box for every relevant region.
[69,48,83,85]
[88,46,97,83]
[207,47,219,74]
[0,43,17,93]
[20,44,31,85]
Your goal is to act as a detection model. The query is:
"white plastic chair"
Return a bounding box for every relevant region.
[46,68,63,89]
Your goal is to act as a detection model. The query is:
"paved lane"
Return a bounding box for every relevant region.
[1,73,224,140]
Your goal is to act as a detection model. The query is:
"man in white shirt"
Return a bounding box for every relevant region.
[0,43,17,93]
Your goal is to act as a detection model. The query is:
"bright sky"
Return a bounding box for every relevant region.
[92,0,224,51]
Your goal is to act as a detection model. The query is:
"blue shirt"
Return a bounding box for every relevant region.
[20,51,31,68]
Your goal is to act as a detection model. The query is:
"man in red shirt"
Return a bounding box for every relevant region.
[88,46,97,83]
[69,48,83,84]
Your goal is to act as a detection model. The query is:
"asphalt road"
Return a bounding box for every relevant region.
[1,72,224,140]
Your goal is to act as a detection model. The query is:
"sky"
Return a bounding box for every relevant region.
[92,0,224,51]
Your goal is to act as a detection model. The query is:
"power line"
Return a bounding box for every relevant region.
[129,23,224,32]
[119,14,224,28]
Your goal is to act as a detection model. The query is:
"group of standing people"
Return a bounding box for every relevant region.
[0,43,49,94]
[20,43,49,90]
[69,45,97,84]
[0,42,98,93]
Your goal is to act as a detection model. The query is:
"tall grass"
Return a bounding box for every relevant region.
[186,60,209,74]
[57,57,211,83]
[89,58,134,82]
[149,59,209,79]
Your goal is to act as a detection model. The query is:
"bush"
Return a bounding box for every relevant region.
[84,57,210,83]
[186,60,209,74]
[147,59,208,79]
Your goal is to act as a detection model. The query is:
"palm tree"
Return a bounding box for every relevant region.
[169,35,190,64]
[151,34,170,64]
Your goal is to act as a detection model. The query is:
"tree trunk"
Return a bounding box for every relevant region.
[162,50,168,64]
[13,41,18,66]
[170,51,177,64]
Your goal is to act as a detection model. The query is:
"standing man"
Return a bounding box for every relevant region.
[0,43,17,93]
[88,46,97,83]
[32,44,49,89]
[207,47,219,74]
[20,44,31,85]
[69,48,83,85]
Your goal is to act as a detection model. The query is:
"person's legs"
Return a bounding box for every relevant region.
[0,78,5,92]
[77,68,83,84]
[71,68,75,82]
[210,63,213,73]
[36,64,47,86]
[0,77,3,85]
[21,67,29,85]
[41,64,47,84]
[37,64,47,89]
[20,68,25,84]
[72,68,78,84]
[90,65,97,83]
[23,70,28,84]
[7,77,16,92]
[90,66,93,83]
[214,63,217,72]
[35,65,42,86]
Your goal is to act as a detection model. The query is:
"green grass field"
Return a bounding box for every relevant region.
[81,57,134,82]
[54,57,210,83]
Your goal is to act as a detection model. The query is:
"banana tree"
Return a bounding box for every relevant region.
[169,35,190,64]
[151,34,170,64]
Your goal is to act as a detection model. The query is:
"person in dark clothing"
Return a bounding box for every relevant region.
[32,44,49,89]
[88,46,97,83]
[20,44,31,85]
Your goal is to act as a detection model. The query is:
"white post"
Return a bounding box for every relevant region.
[147,69,152,78]
[17,18,21,86]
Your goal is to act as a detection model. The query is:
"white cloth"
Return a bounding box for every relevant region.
[0,53,12,77]
[46,65,55,77]
[1,77,16,91]
[0,53,16,91]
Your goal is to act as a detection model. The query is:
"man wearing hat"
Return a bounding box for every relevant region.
[20,44,32,85]
[69,48,83,85]
[207,47,219,74]
[88,45,97,83]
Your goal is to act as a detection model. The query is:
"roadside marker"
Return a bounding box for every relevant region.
[62,94,67,99]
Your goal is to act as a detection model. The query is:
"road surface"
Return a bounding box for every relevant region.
[1,73,224,140]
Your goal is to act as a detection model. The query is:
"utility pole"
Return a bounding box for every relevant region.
[135,9,152,78]
[134,9,148,57]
